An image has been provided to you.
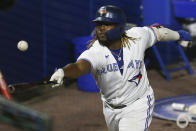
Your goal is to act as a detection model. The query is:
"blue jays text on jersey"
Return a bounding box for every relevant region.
[96,59,142,75]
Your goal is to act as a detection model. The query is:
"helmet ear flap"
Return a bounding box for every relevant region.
[106,24,125,41]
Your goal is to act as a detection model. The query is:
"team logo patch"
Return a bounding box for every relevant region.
[128,72,142,86]
[99,7,107,15]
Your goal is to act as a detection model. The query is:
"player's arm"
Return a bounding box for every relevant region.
[150,23,192,47]
[49,60,91,87]
[62,60,91,78]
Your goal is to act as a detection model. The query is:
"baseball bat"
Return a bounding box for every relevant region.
[7,80,57,94]
[6,79,58,102]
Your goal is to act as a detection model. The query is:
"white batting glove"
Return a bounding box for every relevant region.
[50,68,64,88]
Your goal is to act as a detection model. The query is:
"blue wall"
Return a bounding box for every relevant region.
[44,0,91,76]
[0,0,92,84]
[0,0,43,84]
[0,0,141,84]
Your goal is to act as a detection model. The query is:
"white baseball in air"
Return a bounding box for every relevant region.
[17,40,28,51]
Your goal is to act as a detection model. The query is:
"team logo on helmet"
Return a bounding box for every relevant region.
[99,7,107,15]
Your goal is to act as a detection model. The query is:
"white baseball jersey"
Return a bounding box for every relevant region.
[78,26,156,131]
[77,26,156,106]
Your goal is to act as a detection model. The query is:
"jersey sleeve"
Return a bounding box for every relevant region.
[126,27,157,50]
[142,27,157,49]
[77,47,98,73]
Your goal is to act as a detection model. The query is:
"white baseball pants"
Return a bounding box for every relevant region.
[103,89,154,131]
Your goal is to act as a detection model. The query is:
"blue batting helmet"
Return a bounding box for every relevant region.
[93,5,126,25]
[93,5,127,41]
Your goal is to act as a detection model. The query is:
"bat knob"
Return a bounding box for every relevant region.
[7,85,15,93]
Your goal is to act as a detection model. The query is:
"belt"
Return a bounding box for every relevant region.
[108,104,127,109]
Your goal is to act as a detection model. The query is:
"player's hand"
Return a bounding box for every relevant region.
[50,68,64,88]
[177,30,192,47]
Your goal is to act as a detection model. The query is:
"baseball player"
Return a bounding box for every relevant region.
[50,5,192,131]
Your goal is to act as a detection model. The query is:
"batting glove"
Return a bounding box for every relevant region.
[177,30,192,47]
[50,68,64,88]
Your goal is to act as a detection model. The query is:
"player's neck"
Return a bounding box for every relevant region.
[108,39,122,50]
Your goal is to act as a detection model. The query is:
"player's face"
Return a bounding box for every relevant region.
[96,23,116,46]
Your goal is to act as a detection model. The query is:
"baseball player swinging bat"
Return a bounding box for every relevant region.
[49,5,193,131]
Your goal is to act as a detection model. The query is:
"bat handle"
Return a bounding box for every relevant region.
[43,81,58,84]
[7,85,15,94]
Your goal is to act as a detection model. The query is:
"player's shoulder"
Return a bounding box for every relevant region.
[86,40,104,53]
[88,40,105,49]
[87,40,99,49]
[126,26,150,34]
[126,26,151,38]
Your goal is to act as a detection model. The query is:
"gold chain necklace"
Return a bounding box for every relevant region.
[110,47,122,61]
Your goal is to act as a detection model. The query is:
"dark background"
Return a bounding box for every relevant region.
[0,0,142,84]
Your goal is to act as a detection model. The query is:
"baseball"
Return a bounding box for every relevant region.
[17,40,28,51]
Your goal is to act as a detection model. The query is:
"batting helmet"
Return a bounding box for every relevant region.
[93,5,127,41]
[93,5,126,25]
